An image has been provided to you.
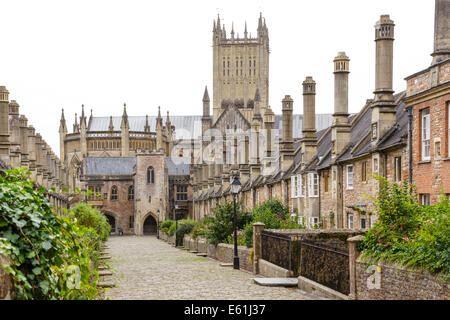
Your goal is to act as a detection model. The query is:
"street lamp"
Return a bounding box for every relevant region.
[231,175,241,270]
[156,209,160,239]
[174,201,179,247]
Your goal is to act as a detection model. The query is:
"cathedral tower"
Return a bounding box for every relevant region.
[212,13,270,123]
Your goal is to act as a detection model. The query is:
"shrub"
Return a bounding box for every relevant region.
[159,220,174,234]
[205,203,252,246]
[360,177,450,281]
[69,203,111,242]
[0,168,101,299]
[175,219,197,246]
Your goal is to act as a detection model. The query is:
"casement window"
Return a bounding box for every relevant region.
[176,185,188,201]
[308,173,319,197]
[372,156,379,174]
[347,213,354,229]
[346,165,354,190]
[291,176,297,198]
[110,185,118,201]
[420,194,430,206]
[297,174,303,197]
[394,157,402,182]
[128,185,134,201]
[361,217,367,229]
[369,215,374,228]
[309,217,319,228]
[421,108,430,160]
[87,186,102,200]
[297,215,304,225]
[361,161,367,182]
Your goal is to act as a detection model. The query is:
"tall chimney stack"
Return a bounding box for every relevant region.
[432,0,450,65]
[331,52,351,159]
[0,86,10,165]
[280,95,294,171]
[371,15,396,143]
[301,77,317,164]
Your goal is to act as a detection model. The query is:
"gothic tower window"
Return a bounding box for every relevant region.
[147,166,155,184]
[128,185,134,200]
[111,185,118,201]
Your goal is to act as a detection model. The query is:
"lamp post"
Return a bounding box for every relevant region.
[156,209,160,239]
[231,175,241,270]
[174,201,179,246]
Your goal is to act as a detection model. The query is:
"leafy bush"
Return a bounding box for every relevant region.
[190,217,212,239]
[205,202,252,246]
[69,203,111,242]
[360,177,450,281]
[159,220,174,234]
[175,219,197,246]
[0,168,102,299]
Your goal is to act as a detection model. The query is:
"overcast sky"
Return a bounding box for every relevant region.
[0,0,435,156]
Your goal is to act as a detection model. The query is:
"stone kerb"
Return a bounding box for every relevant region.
[0,254,14,300]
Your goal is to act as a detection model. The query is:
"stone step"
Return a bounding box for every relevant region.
[98,270,113,277]
[253,278,298,287]
[100,256,111,260]
[98,282,115,288]
[98,266,109,270]
[189,250,198,254]
[220,263,233,267]
[196,253,207,257]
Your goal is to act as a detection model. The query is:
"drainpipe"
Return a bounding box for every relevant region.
[406,106,413,187]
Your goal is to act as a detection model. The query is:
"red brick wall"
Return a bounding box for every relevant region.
[412,93,450,204]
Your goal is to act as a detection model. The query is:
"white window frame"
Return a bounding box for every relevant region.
[346,165,354,190]
[297,215,304,225]
[291,176,297,198]
[309,217,319,228]
[420,194,430,206]
[394,157,402,182]
[308,173,319,197]
[360,216,367,229]
[347,213,354,229]
[297,174,303,197]
[421,109,430,161]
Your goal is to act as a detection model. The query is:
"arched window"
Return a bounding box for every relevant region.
[147,167,155,184]
[111,185,118,201]
[128,185,134,201]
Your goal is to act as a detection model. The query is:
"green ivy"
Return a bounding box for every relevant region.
[0,168,104,299]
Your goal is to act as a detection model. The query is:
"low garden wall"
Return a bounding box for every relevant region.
[355,257,449,300]
[180,235,253,272]
[0,254,14,300]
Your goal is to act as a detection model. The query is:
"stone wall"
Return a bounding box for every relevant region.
[355,257,449,300]
[181,235,253,272]
[0,254,14,300]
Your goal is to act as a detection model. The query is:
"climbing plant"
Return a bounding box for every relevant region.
[0,168,103,299]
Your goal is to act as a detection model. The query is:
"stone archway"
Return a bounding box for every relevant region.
[143,215,157,235]
[103,212,116,233]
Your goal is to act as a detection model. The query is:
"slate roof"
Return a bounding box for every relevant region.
[165,157,190,175]
[87,114,333,140]
[85,157,136,175]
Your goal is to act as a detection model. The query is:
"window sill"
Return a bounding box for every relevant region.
[442,157,450,161]
[417,160,431,164]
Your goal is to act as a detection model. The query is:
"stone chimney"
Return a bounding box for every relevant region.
[0,86,10,164]
[280,95,294,171]
[371,15,396,143]
[332,52,351,160]
[301,77,317,164]
[432,0,450,64]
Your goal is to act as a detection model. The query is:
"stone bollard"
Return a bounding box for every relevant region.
[252,222,265,275]
[347,235,365,300]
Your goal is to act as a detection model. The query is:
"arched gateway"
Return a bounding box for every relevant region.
[143,215,157,235]
[103,213,116,233]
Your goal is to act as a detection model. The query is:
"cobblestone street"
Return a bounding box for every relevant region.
[104,236,316,300]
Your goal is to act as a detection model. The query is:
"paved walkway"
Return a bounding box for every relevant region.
[104,235,316,300]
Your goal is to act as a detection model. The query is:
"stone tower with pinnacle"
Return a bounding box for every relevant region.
[212,13,270,123]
